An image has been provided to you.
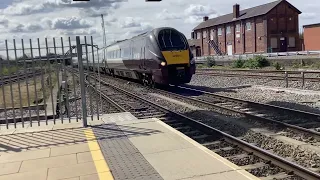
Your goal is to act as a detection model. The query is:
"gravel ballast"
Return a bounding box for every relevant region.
[188,75,320,113]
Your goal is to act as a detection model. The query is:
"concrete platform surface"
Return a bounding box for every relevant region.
[0,112,260,180]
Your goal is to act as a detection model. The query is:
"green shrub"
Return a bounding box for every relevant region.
[243,58,260,69]
[254,55,270,67]
[311,62,320,69]
[205,56,215,67]
[197,64,205,69]
[232,58,244,68]
[242,55,270,69]
[273,62,281,70]
[0,67,9,75]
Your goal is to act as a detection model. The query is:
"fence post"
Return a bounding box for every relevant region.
[301,72,305,89]
[285,71,288,88]
[76,36,87,127]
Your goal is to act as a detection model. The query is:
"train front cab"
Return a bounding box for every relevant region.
[152,29,196,85]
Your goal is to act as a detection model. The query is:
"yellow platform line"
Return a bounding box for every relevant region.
[84,129,114,180]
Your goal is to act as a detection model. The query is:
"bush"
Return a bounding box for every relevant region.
[311,62,320,69]
[0,67,9,75]
[273,62,282,70]
[232,58,244,68]
[205,56,215,67]
[242,55,270,69]
[255,55,270,67]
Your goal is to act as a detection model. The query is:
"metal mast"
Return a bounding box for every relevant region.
[101,14,107,48]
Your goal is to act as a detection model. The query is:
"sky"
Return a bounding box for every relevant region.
[0,0,319,57]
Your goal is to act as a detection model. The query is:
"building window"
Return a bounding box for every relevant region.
[226,26,231,34]
[236,24,240,32]
[289,37,295,47]
[197,32,201,39]
[246,22,251,31]
[270,37,278,48]
[218,28,222,36]
[210,29,214,40]
[203,30,207,39]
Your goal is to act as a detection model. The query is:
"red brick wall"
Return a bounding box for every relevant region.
[194,0,301,55]
[217,25,226,54]
[225,23,235,54]
[202,29,209,56]
[244,18,254,53]
[255,17,265,52]
[266,0,301,52]
[304,26,320,51]
[234,22,242,54]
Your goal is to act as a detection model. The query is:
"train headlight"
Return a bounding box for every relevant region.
[190,57,196,64]
[160,61,166,66]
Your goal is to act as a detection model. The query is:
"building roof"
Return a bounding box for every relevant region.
[303,23,320,28]
[193,0,301,31]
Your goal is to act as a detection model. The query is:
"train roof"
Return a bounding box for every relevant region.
[105,27,182,48]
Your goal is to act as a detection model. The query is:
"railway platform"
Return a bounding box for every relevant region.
[0,112,259,180]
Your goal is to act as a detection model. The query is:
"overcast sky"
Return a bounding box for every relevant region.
[0,0,318,57]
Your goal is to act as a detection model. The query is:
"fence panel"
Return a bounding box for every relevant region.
[0,36,103,129]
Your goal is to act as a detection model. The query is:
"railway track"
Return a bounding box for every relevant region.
[84,72,320,180]
[195,71,320,82]
[155,85,320,139]
[0,70,44,86]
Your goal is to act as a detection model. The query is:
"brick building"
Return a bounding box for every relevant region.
[189,0,302,56]
[303,23,320,51]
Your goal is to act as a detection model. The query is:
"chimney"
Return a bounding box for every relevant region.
[233,4,240,19]
[203,16,209,21]
[191,32,195,39]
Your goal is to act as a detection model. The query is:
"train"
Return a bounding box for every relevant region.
[72,27,196,86]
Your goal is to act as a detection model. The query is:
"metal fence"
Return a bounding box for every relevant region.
[195,50,320,62]
[0,36,102,129]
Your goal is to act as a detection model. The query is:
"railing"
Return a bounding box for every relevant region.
[207,40,223,56]
[195,50,320,62]
[0,36,102,129]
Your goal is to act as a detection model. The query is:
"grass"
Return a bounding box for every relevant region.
[0,71,58,109]
[0,65,21,76]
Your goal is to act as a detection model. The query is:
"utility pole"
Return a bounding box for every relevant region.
[101,14,107,49]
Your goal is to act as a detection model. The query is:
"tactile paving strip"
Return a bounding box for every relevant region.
[92,123,164,180]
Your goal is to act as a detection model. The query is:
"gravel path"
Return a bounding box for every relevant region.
[188,75,320,113]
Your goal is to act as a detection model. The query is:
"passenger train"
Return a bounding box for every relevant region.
[73,27,196,86]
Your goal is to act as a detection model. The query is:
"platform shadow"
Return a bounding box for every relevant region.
[0,123,162,153]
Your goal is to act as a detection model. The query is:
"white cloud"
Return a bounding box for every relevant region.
[119,17,143,28]
[156,9,181,20]
[184,4,216,17]
[59,28,98,36]
[51,17,93,30]
[0,0,126,16]
[301,12,317,19]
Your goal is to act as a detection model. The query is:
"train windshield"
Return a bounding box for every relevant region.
[158,29,187,51]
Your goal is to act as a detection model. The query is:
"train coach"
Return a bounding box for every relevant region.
[84,27,196,86]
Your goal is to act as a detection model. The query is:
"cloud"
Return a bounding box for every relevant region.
[156,9,181,20]
[0,0,127,16]
[119,17,143,28]
[50,17,93,30]
[183,4,217,24]
[300,12,317,19]
[184,4,216,17]
[8,22,44,33]
[59,28,98,36]
[0,16,8,27]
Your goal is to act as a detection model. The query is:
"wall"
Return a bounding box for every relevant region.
[304,25,320,51]
[266,1,300,52]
